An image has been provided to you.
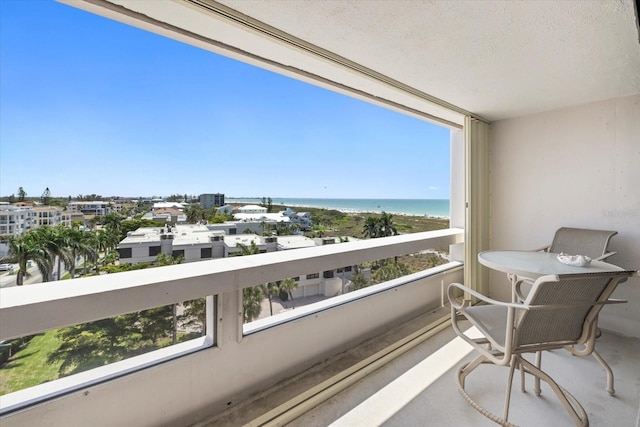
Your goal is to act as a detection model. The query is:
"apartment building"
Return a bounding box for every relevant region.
[0,205,36,257]
[117,225,355,298]
[66,201,112,216]
[0,205,36,237]
[199,193,225,209]
[33,206,72,227]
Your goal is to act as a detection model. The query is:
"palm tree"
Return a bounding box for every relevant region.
[6,232,51,286]
[377,212,398,237]
[184,206,204,224]
[34,226,73,281]
[279,278,298,308]
[262,282,280,316]
[243,287,264,322]
[237,241,265,322]
[64,226,97,278]
[102,213,123,235]
[362,216,379,238]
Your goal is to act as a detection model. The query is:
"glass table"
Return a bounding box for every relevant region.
[478,250,624,301]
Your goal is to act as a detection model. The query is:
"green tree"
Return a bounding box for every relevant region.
[34,226,73,281]
[62,226,97,278]
[262,282,280,316]
[377,212,398,237]
[102,212,123,235]
[243,287,264,322]
[41,187,51,205]
[184,205,204,223]
[373,262,412,283]
[350,271,370,290]
[279,278,298,308]
[17,186,26,202]
[6,231,51,286]
[362,216,379,238]
[236,241,264,322]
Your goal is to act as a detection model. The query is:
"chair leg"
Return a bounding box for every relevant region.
[534,351,542,396]
[456,355,518,427]
[503,355,518,422]
[519,357,589,426]
[592,349,615,395]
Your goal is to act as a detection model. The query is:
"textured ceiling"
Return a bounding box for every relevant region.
[215,0,640,121]
[70,0,640,122]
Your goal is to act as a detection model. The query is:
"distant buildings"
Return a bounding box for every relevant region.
[67,201,112,216]
[117,223,356,299]
[33,206,72,228]
[199,193,225,209]
[0,205,35,237]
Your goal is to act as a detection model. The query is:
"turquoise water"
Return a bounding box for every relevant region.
[226,198,450,218]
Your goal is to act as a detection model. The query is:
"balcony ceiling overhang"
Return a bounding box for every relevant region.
[64,0,640,124]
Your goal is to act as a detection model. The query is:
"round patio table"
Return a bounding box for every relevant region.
[478,250,624,301]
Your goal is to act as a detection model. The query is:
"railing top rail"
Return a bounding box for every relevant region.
[0,228,463,340]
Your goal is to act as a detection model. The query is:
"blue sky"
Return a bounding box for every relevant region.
[0,0,450,200]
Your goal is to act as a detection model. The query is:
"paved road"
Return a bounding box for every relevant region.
[0,264,43,288]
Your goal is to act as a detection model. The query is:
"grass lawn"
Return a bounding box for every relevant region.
[0,331,63,395]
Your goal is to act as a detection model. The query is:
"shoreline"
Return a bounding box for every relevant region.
[228,199,450,220]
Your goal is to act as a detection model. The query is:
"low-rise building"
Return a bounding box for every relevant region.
[116,224,359,298]
[67,201,112,216]
[0,205,36,257]
[0,205,36,237]
[237,204,267,214]
[33,206,72,227]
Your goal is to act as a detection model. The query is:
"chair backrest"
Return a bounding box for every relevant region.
[550,227,617,259]
[515,271,630,347]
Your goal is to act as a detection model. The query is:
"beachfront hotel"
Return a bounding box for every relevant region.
[1,1,638,426]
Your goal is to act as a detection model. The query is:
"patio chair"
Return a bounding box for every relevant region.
[531,226,620,394]
[449,270,635,426]
[537,227,618,261]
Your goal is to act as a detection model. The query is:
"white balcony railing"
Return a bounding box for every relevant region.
[0,228,464,427]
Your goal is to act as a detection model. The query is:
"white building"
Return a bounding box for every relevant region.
[288,211,313,230]
[0,205,35,237]
[33,206,72,228]
[0,205,36,257]
[237,204,267,214]
[117,225,356,298]
[67,201,112,216]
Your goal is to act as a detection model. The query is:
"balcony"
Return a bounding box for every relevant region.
[1,229,470,426]
[2,1,638,426]
[1,226,637,426]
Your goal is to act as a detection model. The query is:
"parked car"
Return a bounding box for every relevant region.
[0,263,11,271]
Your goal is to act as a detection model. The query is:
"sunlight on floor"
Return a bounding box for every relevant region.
[329,327,482,426]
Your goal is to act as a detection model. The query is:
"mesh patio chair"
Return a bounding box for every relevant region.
[537,227,618,261]
[529,226,620,394]
[449,270,636,426]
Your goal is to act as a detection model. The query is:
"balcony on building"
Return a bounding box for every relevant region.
[1,1,639,426]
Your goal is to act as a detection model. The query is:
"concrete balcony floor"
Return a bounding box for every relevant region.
[198,310,640,427]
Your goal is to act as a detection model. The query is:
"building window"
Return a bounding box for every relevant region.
[306,273,319,279]
[118,248,132,259]
[172,250,185,259]
[149,246,161,256]
[201,247,212,259]
[323,270,334,279]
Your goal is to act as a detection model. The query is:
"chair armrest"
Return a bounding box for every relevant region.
[447,282,527,310]
[594,251,617,261]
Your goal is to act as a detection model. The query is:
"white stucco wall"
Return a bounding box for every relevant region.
[489,94,640,337]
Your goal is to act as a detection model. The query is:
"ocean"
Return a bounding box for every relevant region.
[226,198,450,218]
